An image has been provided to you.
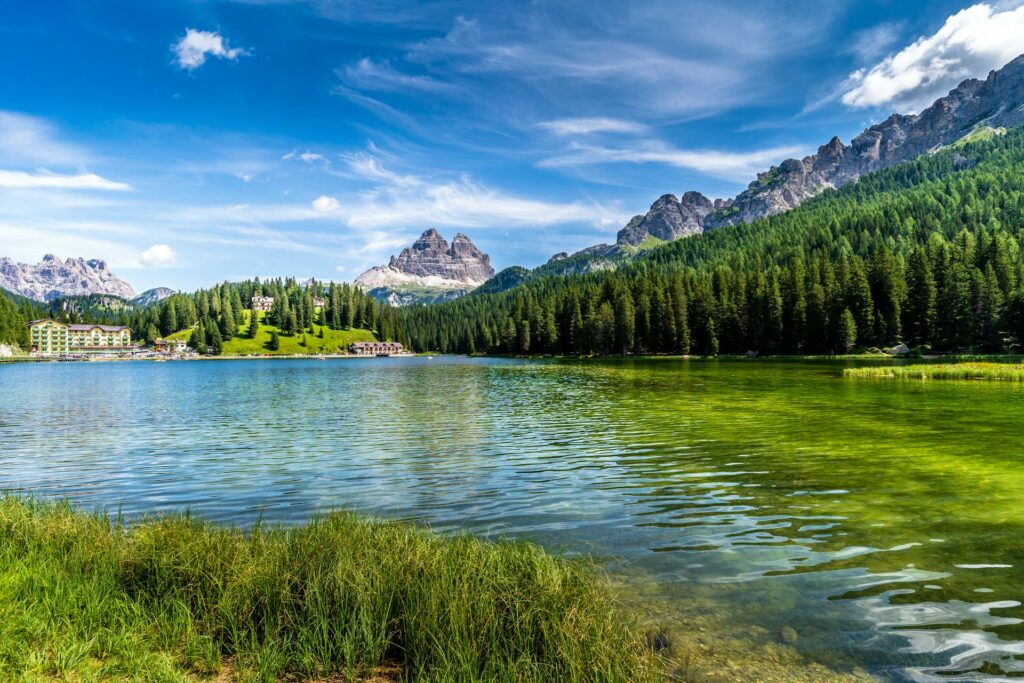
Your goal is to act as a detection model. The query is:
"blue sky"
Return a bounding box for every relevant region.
[3,0,1024,292]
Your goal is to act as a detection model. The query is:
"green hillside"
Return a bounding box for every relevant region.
[168,310,375,355]
[395,125,1024,356]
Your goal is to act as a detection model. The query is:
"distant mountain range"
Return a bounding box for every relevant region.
[0,254,173,307]
[355,229,495,305]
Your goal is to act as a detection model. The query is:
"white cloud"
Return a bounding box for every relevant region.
[539,141,806,181]
[538,118,648,136]
[0,111,88,166]
[311,195,341,213]
[841,3,1024,112]
[140,244,178,268]
[172,29,249,71]
[845,22,905,63]
[339,58,454,92]
[282,149,326,163]
[233,171,255,182]
[0,169,131,191]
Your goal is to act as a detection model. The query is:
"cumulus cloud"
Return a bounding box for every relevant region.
[538,118,648,136]
[173,29,249,71]
[140,244,178,268]
[841,3,1024,112]
[311,195,341,213]
[0,169,131,191]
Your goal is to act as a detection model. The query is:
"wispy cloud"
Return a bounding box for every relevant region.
[282,149,326,163]
[538,118,647,136]
[0,169,131,191]
[845,22,905,63]
[0,110,88,166]
[339,58,455,93]
[840,3,1024,112]
[539,141,806,182]
[172,28,250,71]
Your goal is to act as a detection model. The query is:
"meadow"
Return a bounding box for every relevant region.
[167,310,376,356]
[0,497,657,682]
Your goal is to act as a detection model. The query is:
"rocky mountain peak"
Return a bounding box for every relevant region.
[356,230,496,304]
[549,53,1024,272]
[0,254,137,302]
[617,191,715,246]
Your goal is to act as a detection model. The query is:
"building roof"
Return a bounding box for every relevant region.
[27,318,130,333]
[67,324,130,332]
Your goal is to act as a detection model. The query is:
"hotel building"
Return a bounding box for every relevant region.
[27,319,133,356]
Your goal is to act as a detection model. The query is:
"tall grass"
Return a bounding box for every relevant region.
[0,497,659,681]
[844,362,1024,381]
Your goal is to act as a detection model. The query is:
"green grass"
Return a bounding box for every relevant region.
[0,497,659,682]
[946,125,1007,150]
[844,362,1024,381]
[167,311,376,355]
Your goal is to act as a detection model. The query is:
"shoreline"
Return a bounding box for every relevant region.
[4,351,1024,365]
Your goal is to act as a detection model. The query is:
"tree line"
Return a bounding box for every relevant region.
[0,279,399,354]
[392,127,1024,355]
[129,279,400,354]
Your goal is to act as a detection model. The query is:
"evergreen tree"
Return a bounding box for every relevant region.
[247,308,260,338]
[838,308,857,353]
[189,322,208,352]
[903,246,937,347]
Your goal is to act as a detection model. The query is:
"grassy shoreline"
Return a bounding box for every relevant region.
[844,362,1024,381]
[0,497,658,682]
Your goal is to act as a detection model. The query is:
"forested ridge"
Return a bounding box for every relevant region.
[393,127,1024,355]
[0,279,399,354]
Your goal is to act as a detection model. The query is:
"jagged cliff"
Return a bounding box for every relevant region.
[619,53,1024,243]
[355,229,495,305]
[0,254,137,302]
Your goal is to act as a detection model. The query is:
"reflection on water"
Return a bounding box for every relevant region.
[3,357,1024,681]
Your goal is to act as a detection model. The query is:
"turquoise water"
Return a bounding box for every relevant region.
[3,357,1024,681]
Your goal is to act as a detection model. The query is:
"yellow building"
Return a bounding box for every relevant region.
[27,319,69,355]
[27,319,133,356]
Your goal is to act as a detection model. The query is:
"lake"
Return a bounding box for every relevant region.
[2,357,1023,681]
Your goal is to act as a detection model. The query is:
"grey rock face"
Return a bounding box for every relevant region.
[0,254,137,302]
[705,54,1024,228]
[355,229,495,305]
[384,229,495,284]
[616,191,715,246]
[601,53,1024,246]
[132,287,175,307]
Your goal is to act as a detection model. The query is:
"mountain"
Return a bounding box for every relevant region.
[552,53,1024,259]
[356,229,495,305]
[132,287,175,307]
[0,254,137,302]
[392,121,1024,355]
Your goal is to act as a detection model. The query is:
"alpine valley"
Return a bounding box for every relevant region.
[12,6,1024,683]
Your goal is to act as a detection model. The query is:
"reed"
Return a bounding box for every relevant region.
[844,362,1024,381]
[0,497,658,682]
